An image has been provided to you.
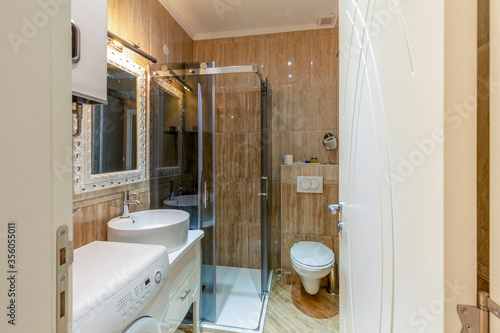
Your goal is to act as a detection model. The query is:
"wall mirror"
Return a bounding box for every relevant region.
[151,77,184,177]
[73,50,147,194]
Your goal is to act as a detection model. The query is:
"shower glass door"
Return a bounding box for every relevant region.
[150,64,272,330]
[196,69,216,323]
[261,81,272,297]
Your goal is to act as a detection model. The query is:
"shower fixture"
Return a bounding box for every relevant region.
[154,66,193,92]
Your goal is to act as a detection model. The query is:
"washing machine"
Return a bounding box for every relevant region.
[72,241,171,333]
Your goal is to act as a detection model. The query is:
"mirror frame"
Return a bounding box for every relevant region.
[151,77,184,178]
[73,50,147,194]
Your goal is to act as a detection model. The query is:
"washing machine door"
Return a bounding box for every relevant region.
[122,316,161,333]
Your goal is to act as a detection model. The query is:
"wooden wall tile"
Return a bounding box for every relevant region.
[279,164,339,285]
[478,0,489,48]
[281,184,337,236]
[149,0,170,64]
[74,0,193,248]
[95,198,122,241]
[73,205,97,249]
[127,0,151,54]
[194,28,339,182]
[194,29,338,271]
[477,1,490,291]
[281,164,339,184]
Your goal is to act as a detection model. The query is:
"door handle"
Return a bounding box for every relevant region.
[178,289,191,301]
[203,181,209,209]
[328,201,344,215]
[71,20,81,64]
[258,177,268,198]
[328,202,345,233]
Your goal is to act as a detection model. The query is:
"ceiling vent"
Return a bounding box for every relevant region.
[317,13,338,27]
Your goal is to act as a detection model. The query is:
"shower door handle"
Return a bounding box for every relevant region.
[203,181,210,209]
[258,177,268,198]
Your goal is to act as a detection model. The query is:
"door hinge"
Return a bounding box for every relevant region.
[56,225,74,333]
[458,291,500,332]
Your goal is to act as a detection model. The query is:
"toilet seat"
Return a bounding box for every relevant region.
[290,241,335,269]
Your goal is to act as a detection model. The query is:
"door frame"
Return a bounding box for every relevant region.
[0,0,73,332]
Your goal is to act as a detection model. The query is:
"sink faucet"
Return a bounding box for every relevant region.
[169,186,185,200]
[122,191,142,218]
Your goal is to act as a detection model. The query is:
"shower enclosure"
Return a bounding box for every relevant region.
[150,62,273,332]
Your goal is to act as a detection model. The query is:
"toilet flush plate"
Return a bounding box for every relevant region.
[297,176,323,193]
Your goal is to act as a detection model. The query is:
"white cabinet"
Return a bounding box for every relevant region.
[71,0,108,104]
[167,233,202,333]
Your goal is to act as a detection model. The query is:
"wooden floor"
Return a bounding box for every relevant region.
[264,280,340,333]
[176,279,340,333]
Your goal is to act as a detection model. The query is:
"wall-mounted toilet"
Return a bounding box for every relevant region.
[290,241,335,295]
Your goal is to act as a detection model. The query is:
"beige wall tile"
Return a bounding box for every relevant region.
[281,164,339,184]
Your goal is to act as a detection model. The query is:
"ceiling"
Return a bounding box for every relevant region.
[159,0,338,40]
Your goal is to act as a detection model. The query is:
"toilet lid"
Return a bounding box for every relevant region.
[290,242,335,267]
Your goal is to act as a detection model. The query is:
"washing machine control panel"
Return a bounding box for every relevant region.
[73,252,170,333]
[112,257,170,326]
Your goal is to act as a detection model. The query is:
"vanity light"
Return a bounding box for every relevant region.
[107,38,123,53]
[107,31,158,63]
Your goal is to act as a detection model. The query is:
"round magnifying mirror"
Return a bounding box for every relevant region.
[323,133,338,164]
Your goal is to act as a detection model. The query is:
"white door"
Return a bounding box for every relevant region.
[0,0,72,332]
[490,1,500,331]
[339,0,476,332]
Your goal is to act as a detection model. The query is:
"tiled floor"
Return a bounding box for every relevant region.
[178,278,339,333]
[263,280,339,333]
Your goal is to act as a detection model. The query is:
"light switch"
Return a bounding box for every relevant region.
[297,176,323,193]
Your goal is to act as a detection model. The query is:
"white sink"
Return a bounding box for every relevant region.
[163,194,198,207]
[107,210,190,253]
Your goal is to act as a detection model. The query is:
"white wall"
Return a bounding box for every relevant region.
[444,0,478,331]
[0,0,72,331]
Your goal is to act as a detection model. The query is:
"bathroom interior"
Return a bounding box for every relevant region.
[2,0,497,331]
[71,0,340,332]
[66,0,492,332]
